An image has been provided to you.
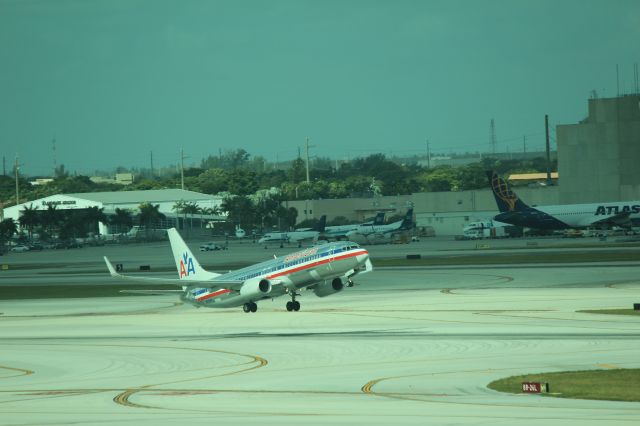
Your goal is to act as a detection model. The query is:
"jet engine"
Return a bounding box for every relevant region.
[240,278,272,299]
[313,277,344,297]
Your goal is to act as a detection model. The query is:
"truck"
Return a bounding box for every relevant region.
[462,220,507,239]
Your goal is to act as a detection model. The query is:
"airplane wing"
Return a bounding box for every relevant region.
[103,256,245,291]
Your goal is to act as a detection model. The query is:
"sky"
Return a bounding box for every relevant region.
[1,0,639,176]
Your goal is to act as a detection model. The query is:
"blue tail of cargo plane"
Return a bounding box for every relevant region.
[486,171,530,213]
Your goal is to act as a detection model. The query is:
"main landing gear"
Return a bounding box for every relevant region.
[242,302,258,313]
[285,291,301,312]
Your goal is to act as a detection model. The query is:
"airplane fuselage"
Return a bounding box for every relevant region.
[495,202,640,229]
[183,242,369,308]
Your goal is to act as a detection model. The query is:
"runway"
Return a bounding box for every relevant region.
[1,260,640,425]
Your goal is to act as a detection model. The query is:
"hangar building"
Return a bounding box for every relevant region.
[3,189,224,236]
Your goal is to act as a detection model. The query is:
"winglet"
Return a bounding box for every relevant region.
[104,256,120,278]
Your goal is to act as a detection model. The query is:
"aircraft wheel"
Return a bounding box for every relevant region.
[249,302,258,313]
[243,303,251,313]
[293,301,300,311]
[286,301,293,312]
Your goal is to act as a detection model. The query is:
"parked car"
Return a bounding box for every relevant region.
[10,245,30,252]
[199,242,227,251]
[28,243,44,251]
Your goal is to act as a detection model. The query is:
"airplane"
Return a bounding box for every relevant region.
[104,228,372,313]
[487,170,640,230]
[322,212,386,240]
[235,225,246,238]
[258,215,326,247]
[345,208,414,244]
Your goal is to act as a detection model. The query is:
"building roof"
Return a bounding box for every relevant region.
[508,172,558,181]
[64,189,221,205]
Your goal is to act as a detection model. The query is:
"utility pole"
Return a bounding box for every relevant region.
[150,151,154,177]
[305,137,314,184]
[180,148,187,191]
[3,156,5,176]
[52,137,57,176]
[523,135,527,154]
[426,139,431,169]
[490,119,496,155]
[545,115,552,185]
[15,155,20,205]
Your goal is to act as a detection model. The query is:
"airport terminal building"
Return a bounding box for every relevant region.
[3,189,224,236]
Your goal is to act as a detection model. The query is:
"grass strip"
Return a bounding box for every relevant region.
[578,309,640,316]
[488,369,640,402]
[0,284,177,300]
[374,250,640,267]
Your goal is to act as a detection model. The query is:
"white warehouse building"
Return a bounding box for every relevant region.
[2,189,224,235]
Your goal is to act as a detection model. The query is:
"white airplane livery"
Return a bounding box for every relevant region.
[104,228,372,313]
[258,215,326,247]
[488,171,640,230]
[322,212,386,240]
[346,208,414,244]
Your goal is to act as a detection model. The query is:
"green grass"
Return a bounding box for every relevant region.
[578,309,640,316]
[375,249,640,267]
[0,284,177,300]
[488,369,640,402]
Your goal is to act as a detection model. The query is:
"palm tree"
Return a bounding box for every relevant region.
[109,208,133,234]
[42,204,62,239]
[0,218,18,252]
[182,202,201,235]
[138,203,166,239]
[172,200,187,230]
[18,204,39,242]
[83,206,107,236]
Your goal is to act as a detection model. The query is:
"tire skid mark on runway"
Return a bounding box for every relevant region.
[475,311,640,328]
[0,365,34,379]
[109,345,267,410]
[0,341,267,411]
[360,366,640,413]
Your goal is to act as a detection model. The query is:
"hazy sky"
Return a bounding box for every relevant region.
[1,0,639,176]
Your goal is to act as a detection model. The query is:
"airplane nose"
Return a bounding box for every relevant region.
[356,250,369,263]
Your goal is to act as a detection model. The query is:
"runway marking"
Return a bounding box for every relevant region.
[0,365,34,379]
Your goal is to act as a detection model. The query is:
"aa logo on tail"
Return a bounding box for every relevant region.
[179,253,196,278]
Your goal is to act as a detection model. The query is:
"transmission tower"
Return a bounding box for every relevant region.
[490,119,496,154]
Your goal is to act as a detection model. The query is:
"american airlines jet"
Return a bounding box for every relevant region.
[104,228,372,313]
[487,171,640,230]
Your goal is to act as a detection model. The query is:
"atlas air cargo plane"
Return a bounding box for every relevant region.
[487,171,640,230]
[104,228,372,313]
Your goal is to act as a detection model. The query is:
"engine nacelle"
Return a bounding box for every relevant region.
[313,277,344,297]
[240,278,272,299]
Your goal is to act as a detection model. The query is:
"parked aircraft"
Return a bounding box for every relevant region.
[104,228,372,313]
[258,215,326,247]
[322,212,386,240]
[487,171,640,230]
[345,208,414,244]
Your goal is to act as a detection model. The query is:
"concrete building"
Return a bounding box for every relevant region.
[557,95,640,203]
[3,189,224,235]
[286,184,559,236]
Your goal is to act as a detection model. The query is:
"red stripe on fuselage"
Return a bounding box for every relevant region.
[267,249,368,279]
[195,288,232,301]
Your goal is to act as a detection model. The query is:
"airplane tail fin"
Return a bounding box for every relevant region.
[486,171,530,212]
[373,212,385,225]
[167,228,221,281]
[400,208,414,230]
[314,215,327,232]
